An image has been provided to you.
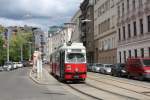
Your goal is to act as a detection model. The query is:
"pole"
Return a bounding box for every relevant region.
[29,42,31,61]
[7,28,10,62]
[21,44,23,61]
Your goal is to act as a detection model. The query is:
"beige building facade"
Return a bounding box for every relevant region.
[71,9,81,42]
[117,0,150,63]
[94,0,118,64]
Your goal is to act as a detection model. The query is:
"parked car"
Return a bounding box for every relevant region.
[13,62,19,69]
[0,66,4,72]
[92,63,103,72]
[3,62,14,71]
[17,62,23,68]
[126,58,150,80]
[111,63,127,77]
[87,63,93,71]
[100,64,113,75]
[21,61,29,67]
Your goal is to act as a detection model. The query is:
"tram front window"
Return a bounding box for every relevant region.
[66,53,86,63]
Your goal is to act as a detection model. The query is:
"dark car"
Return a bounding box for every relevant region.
[111,63,127,77]
[87,63,93,71]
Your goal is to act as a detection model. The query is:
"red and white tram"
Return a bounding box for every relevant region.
[50,42,87,82]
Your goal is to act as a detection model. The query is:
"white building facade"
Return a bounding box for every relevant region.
[117,0,150,63]
[48,23,75,56]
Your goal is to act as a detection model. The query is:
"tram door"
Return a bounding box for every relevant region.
[60,51,65,78]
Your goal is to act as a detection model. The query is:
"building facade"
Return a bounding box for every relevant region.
[80,0,95,63]
[71,9,82,42]
[48,23,75,56]
[117,0,150,63]
[33,28,46,60]
[94,0,118,64]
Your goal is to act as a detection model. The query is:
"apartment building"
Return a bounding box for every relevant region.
[48,23,75,56]
[94,0,118,64]
[80,0,94,63]
[117,0,150,63]
[71,9,81,42]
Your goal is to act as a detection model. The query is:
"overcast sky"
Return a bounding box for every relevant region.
[0,0,83,31]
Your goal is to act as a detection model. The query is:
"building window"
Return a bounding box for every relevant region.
[127,0,129,12]
[118,6,120,18]
[122,3,124,16]
[119,51,121,63]
[133,21,137,36]
[139,0,142,7]
[128,24,131,38]
[118,28,121,40]
[133,0,136,10]
[123,26,126,40]
[129,50,131,58]
[140,19,144,35]
[134,49,137,58]
[141,48,144,58]
[124,51,126,62]
[148,15,150,32]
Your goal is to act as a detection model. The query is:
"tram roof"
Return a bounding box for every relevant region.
[60,42,85,50]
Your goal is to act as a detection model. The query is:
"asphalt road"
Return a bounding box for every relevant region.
[0,67,81,100]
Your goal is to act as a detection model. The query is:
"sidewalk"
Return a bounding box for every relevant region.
[29,65,59,85]
[29,65,82,100]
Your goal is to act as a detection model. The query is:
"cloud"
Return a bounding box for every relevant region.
[0,0,82,31]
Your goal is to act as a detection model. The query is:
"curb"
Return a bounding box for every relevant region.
[29,69,49,85]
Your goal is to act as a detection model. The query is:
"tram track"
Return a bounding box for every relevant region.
[87,73,150,99]
[65,82,138,100]
[67,83,103,100]
[88,72,150,89]
[85,83,138,100]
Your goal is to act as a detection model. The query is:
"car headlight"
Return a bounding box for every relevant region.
[144,70,150,73]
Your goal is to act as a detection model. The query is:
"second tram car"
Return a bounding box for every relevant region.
[50,42,87,82]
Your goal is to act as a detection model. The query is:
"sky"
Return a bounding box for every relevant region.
[0,0,83,31]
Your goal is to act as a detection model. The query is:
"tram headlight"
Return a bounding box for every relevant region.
[66,65,72,70]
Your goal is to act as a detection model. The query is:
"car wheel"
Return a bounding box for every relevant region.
[139,75,144,81]
[127,73,132,79]
[111,72,113,76]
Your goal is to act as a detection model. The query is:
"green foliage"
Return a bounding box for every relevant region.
[0,34,6,65]
[0,26,33,64]
[9,29,33,61]
[0,25,5,35]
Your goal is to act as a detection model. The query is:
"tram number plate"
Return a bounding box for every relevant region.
[74,75,79,79]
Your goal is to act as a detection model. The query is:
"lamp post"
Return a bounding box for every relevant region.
[28,42,32,61]
[7,28,10,62]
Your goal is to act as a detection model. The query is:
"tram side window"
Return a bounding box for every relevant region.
[56,53,60,62]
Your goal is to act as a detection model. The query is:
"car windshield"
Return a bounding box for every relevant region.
[105,65,112,68]
[66,53,86,63]
[96,64,102,67]
[143,59,150,66]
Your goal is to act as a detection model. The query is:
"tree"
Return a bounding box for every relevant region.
[0,34,6,65]
[9,29,33,61]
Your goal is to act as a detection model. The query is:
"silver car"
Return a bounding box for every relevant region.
[92,63,103,72]
[3,62,14,71]
[100,64,113,74]
[0,66,4,72]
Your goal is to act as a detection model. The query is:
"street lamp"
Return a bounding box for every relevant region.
[28,42,32,61]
